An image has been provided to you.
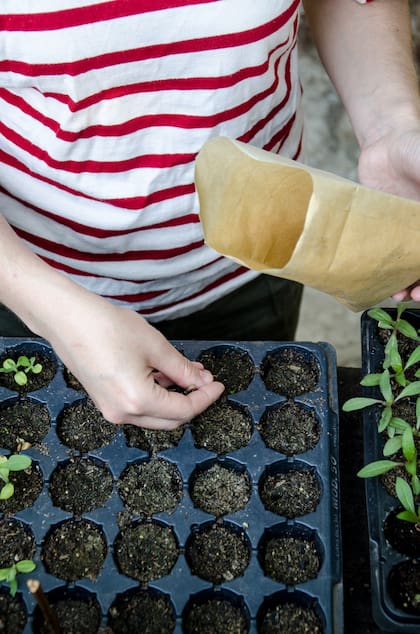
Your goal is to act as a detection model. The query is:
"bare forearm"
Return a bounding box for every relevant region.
[302,0,420,148]
[0,213,100,338]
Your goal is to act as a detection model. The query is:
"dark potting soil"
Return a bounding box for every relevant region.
[0,591,27,633]
[0,461,43,515]
[185,521,250,584]
[260,534,321,585]
[259,601,323,634]
[0,517,35,567]
[383,508,420,558]
[49,456,113,515]
[183,595,248,634]
[56,398,117,452]
[189,461,251,516]
[117,458,182,516]
[63,367,86,393]
[123,424,184,454]
[41,519,107,582]
[0,350,56,393]
[33,594,101,634]
[259,466,321,518]
[258,401,321,455]
[0,399,51,452]
[261,348,319,397]
[113,521,179,584]
[387,559,420,614]
[191,400,253,454]
[108,589,176,634]
[197,346,255,393]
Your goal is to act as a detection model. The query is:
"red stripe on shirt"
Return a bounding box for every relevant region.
[0,1,300,77]
[0,148,195,209]
[14,226,205,262]
[137,266,250,315]
[0,1,219,31]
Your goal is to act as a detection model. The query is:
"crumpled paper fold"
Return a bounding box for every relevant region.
[195,136,420,311]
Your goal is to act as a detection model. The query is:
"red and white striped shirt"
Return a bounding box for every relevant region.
[0,1,303,320]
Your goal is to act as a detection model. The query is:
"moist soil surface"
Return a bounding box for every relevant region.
[259,466,321,518]
[185,521,250,583]
[0,517,35,567]
[108,589,176,634]
[383,508,420,558]
[259,401,321,455]
[33,594,101,634]
[190,461,251,516]
[0,399,51,451]
[117,458,183,516]
[259,601,324,634]
[260,534,321,585]
[198,346,255,393]
[0,591,27,633]
[262,348,319,397]
[114,521,179,583]
[183,595,249,634]
[387,560,420,614]
[41,519,107,582]
[0,461,43,515]
[191,400,253,454]
[123,424,184,454]
[56,398,117,452]
[49,456,114,515]
[0,350,57,393]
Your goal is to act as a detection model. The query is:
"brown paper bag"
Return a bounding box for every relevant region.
[195,136,420,312]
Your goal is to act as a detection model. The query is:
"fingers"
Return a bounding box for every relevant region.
[409,284,420,302]
[152,361,206,388]
[392,281,420,302]
[121,379,225,429]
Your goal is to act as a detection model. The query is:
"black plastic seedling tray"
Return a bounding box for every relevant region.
[0,337,343,633]
[361,309,420,632]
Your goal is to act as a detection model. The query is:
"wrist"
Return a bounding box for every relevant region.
[356,99,420,150]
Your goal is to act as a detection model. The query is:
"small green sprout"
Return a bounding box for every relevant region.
[367,304,420,341]
[0,560,36,596]
[395,477,420,528]
[343,368,420,435]
[0,356,42,386]
[0,454,32,500]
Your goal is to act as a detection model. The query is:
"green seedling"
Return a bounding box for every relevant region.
[0,356,42,386]
[395,477,420,528]
[0,454,32,500]
[357,424,420,494]
[343,368,420,435]
[367,303,420,341]
[0,559,36,597]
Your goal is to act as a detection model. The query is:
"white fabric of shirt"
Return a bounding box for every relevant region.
[0,1,303,320]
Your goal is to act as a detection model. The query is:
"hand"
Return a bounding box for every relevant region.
[47,296,225,429]
[358,123,420,300]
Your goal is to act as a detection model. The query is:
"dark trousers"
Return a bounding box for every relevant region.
[0,275,303,341]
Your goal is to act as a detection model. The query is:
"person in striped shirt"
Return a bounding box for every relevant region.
[0,0,419,429]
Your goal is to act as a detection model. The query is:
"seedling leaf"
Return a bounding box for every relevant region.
[397,319,419,340]
[15,560,36,574]
[342,397,381,412]
[357,460,400,478]
[395,477,416,514]
[396,381,420,400]
[367,308,394,324]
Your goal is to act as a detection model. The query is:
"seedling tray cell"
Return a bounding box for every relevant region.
[0,338,342,633]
